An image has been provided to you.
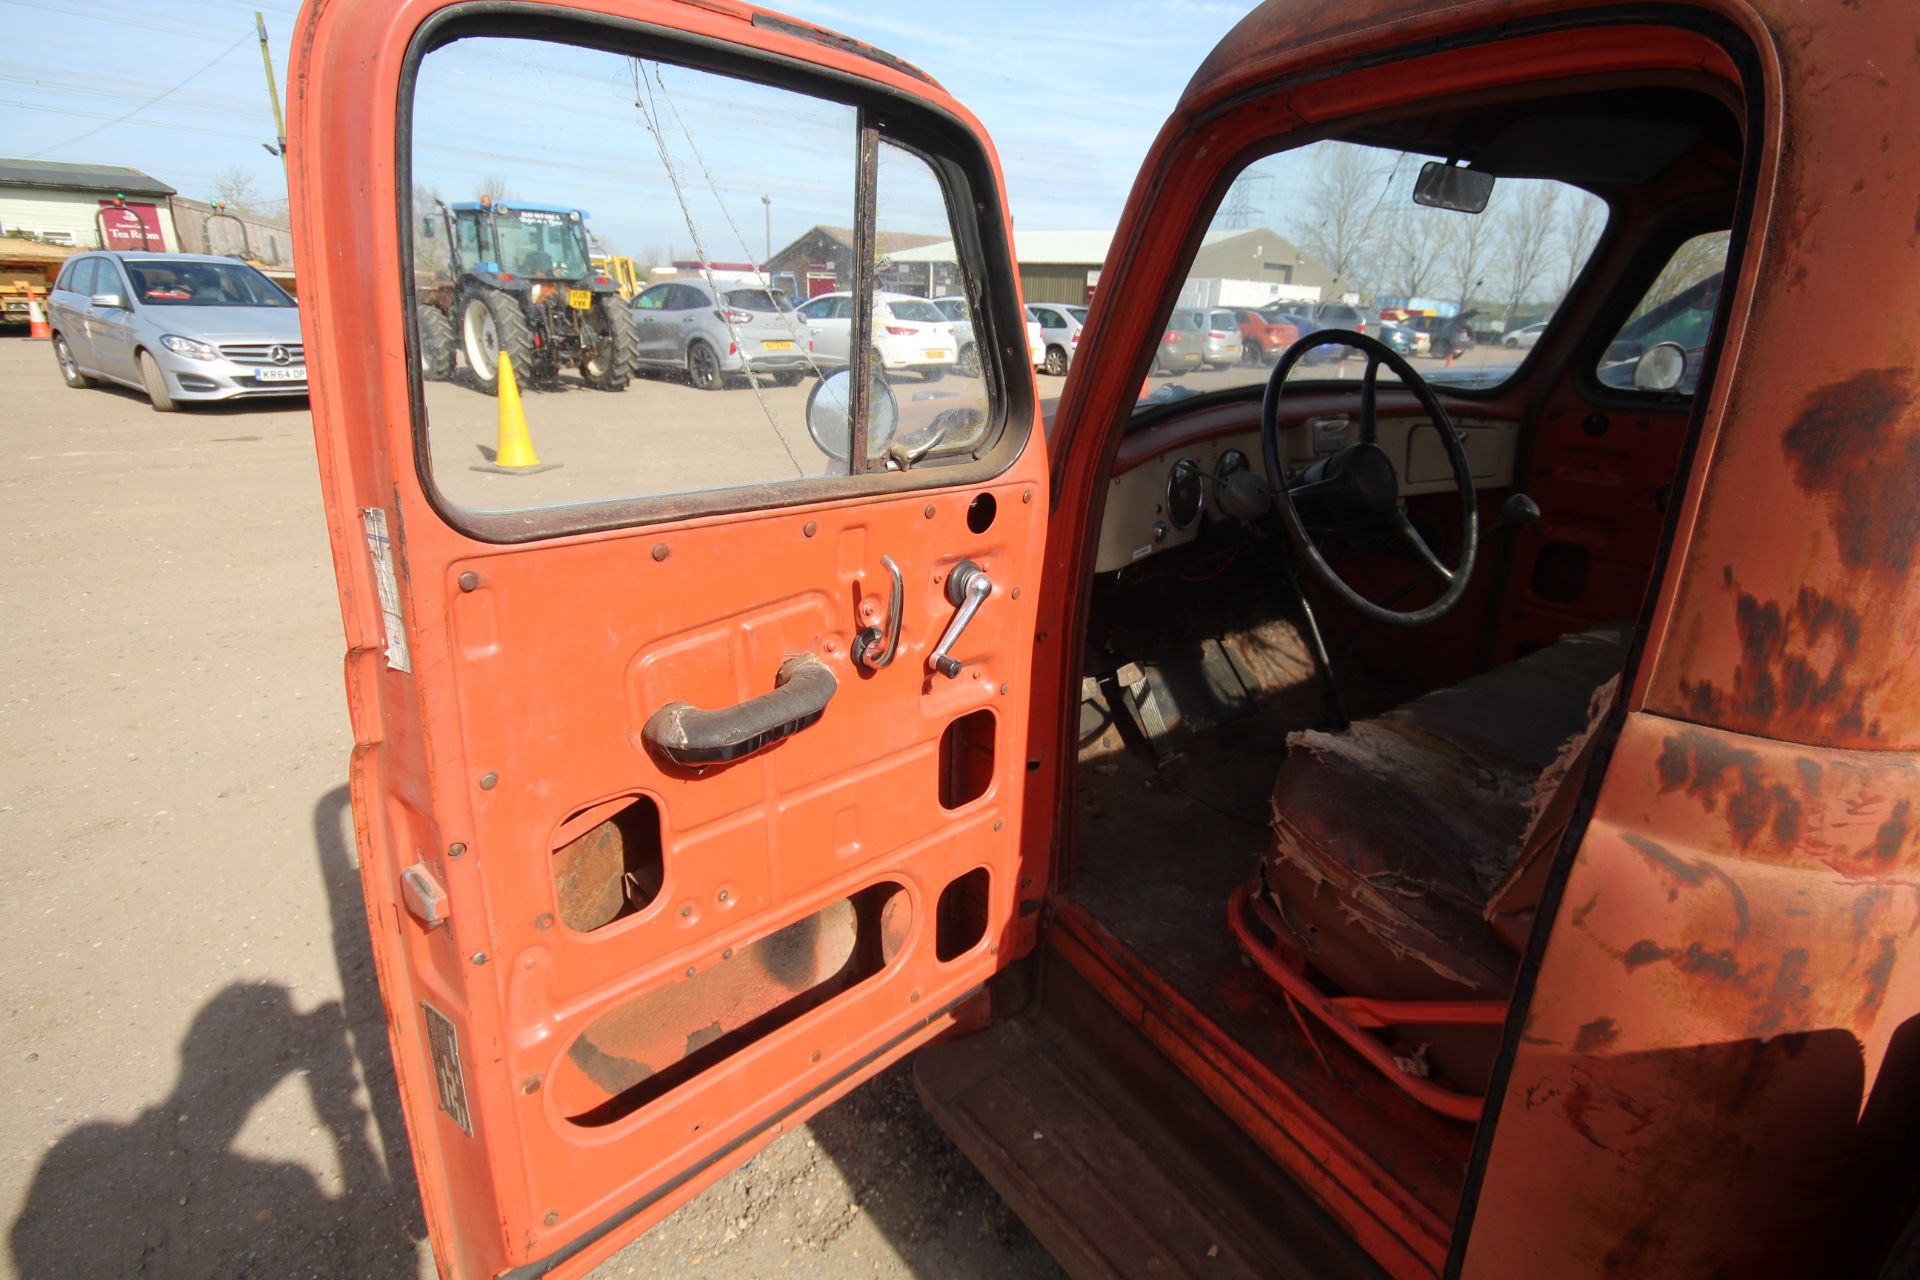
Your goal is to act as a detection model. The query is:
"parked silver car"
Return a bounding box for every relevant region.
[1195,308,1244,367]
[47,251,304,412]
[1026,301,1089,376]
[630,278,814,390]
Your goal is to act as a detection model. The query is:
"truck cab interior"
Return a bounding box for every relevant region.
[915,48,1751,1277]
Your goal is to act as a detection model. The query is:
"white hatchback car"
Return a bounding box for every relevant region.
[796,291,958,380]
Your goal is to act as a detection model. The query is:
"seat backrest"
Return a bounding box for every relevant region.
[1482,671,1621,943]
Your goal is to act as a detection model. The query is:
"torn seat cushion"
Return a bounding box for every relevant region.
[1261,624,1630,1003]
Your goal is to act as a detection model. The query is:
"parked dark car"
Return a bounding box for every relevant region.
[1406,310,1476,358]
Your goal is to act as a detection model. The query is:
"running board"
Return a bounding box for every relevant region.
[914,961,1382,1280]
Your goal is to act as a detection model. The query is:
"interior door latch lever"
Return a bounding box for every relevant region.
[928,560,992,678]
[854,555,903,672]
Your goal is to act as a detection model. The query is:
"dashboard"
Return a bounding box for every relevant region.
[1094,414,1519,573]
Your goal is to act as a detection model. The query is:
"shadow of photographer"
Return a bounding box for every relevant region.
[9,786,423,1279]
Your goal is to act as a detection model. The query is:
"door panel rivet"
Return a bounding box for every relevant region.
[1022,491,1032,503]
[999,684,1010,696]
[811,1050,822,1062]
[722,947,734,960]
[685,966,696,977]
[534,913,553,931]
[457,571,480,592]
[1011,587,1021,599]
[994,820,1004,831]
[448,843,465,858]
[471,952,488,966]
[990,943,999,954]
[679,905,693,918]
[910,990,921,1003]
[803,521,818,537]
[543,1211,559,1227]
[522,1075,542,1095]
[651,543,670,561]
[923,504,936,519]
[479,772,498,790]
[717,889,730,903]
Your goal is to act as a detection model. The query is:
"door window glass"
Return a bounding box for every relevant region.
[407,35,1000,520]
[69,258,99,297]
[1141,138,1607,411]
[1593,231,1728,396]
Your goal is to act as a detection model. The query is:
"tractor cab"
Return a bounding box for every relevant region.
[444,198,594,283]
[291,2,1920,1278]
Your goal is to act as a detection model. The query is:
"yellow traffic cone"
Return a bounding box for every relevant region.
[493,351,540,467]
[472,350,558,474]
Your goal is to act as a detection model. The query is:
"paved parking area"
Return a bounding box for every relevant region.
[0,334,1056,1280]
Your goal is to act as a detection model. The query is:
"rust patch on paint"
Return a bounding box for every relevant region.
[1574,1016,1621,1054]
[1857,936,1897,1020]
[1749,947,1813,1037]
[1872,799,1912,861]
[1780,367,1920,573]
[1654,728,1817,848]
[1676,588,1881,744]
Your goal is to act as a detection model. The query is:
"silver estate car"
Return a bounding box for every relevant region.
[631,278,814,390]
[47,252,304,412]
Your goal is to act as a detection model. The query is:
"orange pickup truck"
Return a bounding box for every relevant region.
[290,0,1920,1276]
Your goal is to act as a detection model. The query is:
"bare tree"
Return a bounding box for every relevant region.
[412,183,449,277]
[212,164,263,211]
[475,174,520,202]
[1291,146,1392,299]
[1491,183,1560,325]
[1383,208,1449,301]
[1636,231,1729,313]
[1438,195,1499,316]
[1557,193,1605,296]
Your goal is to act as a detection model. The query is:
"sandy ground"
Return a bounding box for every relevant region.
[0,333,1060,1280]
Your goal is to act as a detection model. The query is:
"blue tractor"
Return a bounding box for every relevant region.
[416,197,637,394]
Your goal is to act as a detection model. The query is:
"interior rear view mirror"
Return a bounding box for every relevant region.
[1413,161,1495,214]
[1633,340,1688,392]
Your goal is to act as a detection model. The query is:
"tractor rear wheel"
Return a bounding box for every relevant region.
[417,302,457,381]
[579,294,637,391]
[459,287,533,396]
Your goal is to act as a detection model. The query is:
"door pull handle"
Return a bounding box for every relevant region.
[643,654,837,767]
[928,560,992,678]
[854,555,903,672]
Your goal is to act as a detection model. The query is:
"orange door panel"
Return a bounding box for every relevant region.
[288,3,1048,1275]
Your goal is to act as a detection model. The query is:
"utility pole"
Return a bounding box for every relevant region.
[761,194,771,268]
[256,11,288,170]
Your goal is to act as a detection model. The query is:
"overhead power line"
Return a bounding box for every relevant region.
[24,31,252,160]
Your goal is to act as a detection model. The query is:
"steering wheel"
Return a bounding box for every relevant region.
[1260,329,1477,627]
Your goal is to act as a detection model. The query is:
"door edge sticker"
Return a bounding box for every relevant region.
[361,507,412,672]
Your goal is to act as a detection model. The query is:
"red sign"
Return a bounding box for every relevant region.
[96,201,165,250]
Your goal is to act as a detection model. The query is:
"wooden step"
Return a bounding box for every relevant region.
[914,963,1384,1280]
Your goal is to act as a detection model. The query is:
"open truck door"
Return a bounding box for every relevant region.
[288,5,1047,1275]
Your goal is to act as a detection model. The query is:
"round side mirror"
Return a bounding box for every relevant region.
[1633,341,1688,392]
[806,369,897,471]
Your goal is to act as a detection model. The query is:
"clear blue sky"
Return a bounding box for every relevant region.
[0,0,1252,234]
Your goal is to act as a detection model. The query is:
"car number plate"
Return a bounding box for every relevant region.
[923,349,949,360]
[760,339,795,351]
[256,366,306,382]
[567,289,594,310]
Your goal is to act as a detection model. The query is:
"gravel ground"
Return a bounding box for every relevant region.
[0,332,1060,1280]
